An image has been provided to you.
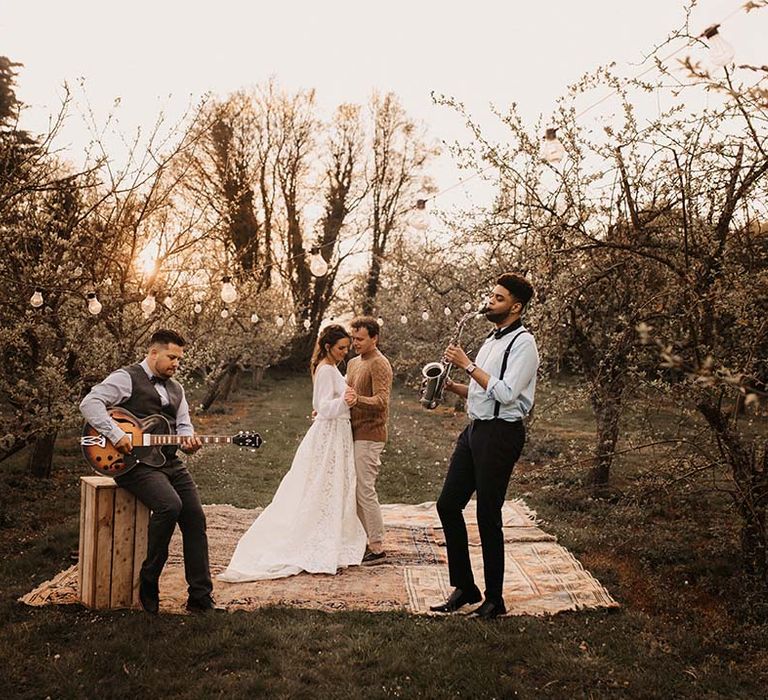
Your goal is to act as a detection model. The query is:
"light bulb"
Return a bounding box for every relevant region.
[408,199,430,231]
[303,318,311,330]
[541,128,566,164]
[103,277,113,287]
[220,277,238,304]
[221,308,229,319]
[463,301,473,312]
[86,292,102,315]
[29,288,44,308]
[421,310,429,321]
[250,312,259,324]
[444,306,452,316]
[164,295,174,310]
[276,315,285,328]
[400,314,408,324]
[703,24,735,68]
[376,316,384,327]
[193,303,202,314]
[73,266,83,278]
[309,251,329,277]
[141,293,156,316]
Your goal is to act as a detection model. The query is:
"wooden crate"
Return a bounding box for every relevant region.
[78,476,149,609]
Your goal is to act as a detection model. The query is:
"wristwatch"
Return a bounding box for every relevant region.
[465,362,477,375]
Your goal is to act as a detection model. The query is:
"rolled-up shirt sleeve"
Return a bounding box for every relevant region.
[485,338,539,406]
[79,370,132,445]
[174,387,195,436]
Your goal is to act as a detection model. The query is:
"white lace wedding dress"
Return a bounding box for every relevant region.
[217,363,366,581]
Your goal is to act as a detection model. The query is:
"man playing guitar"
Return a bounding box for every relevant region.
[79,329,220,614]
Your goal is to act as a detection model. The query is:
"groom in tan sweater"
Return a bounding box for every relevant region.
[346,316,393,562]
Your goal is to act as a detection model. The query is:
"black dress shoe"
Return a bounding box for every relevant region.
[139,580,159,615]
[469,599,507,619]
[429,586,482,613]
[186,595,225,613]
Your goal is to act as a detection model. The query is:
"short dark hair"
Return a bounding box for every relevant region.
[497,273,534,307]
[350,316,380,339]
[149,329,186,347]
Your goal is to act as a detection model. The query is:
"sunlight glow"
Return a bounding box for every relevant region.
[136,239,160,276]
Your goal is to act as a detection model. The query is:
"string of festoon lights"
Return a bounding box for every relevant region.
[25,4,757,323]
[407,5,751,213]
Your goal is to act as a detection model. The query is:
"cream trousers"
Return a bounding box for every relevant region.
[353,440,385,548]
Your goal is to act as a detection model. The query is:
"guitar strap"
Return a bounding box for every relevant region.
[493,331,529,419]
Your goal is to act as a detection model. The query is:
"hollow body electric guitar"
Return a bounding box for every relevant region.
[81,407,263,477]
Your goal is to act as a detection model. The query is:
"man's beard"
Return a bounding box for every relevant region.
[486,310,509,324]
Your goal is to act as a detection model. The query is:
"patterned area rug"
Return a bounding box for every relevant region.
[20,500,618,616]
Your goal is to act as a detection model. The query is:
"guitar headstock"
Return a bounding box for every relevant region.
[233,431,263,449]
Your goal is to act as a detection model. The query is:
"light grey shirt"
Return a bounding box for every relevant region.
[79,359,194,444]
[467,325,539,422]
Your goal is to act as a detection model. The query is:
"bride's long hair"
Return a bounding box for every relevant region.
[310,324,351,377]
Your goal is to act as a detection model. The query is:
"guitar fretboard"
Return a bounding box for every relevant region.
[148,435,233,445]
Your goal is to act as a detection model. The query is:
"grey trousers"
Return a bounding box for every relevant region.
[115,460,212,601]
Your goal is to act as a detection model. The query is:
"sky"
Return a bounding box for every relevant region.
[3,0,766,210]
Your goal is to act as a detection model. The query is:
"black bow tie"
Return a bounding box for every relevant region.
[487,319,523,340]
[150,375,167,386]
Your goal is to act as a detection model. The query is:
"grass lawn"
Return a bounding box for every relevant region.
[1,370,766,699]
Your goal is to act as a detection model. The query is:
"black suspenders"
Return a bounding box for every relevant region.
[493,331,529,418]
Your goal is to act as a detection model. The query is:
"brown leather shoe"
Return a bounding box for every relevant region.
[362,550,386,564]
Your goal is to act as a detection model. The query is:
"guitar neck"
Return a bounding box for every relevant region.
[146,435,234,446]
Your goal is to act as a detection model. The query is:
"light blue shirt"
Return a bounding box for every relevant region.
[79,359,194,445]
[467,325,539,422]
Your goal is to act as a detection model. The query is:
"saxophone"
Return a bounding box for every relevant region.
[419,305,487,409]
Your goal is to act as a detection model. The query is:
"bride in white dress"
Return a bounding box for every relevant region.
[218,324,367,581]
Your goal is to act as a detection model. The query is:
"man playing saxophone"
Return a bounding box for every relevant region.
[430,272,539,619]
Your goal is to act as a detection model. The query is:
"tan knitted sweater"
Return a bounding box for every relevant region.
[346,350,393,442]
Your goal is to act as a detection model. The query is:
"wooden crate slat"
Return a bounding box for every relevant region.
[110,488,136,608]
[80,480,97,607]
[93,486,116,608]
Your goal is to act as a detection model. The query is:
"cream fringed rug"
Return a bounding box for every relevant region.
[20,500,618,616]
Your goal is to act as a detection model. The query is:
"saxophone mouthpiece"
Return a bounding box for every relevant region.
[477,304,489,316]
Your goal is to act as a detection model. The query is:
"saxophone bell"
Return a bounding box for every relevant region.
[420,361,447,410]
[418,306,484,410]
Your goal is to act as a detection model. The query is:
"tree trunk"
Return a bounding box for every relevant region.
[283,331,316,370]
[28,429,58,478]
[200,358,241,411]
[362,254,382,315]
[697,399,768,585]
[252,364,266,389]
[739,504,768,582]
[589,396,622,487]
[219,363,241,401]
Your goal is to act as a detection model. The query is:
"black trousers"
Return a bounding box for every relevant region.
[115,460,212,601]
[436,419,525,604]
